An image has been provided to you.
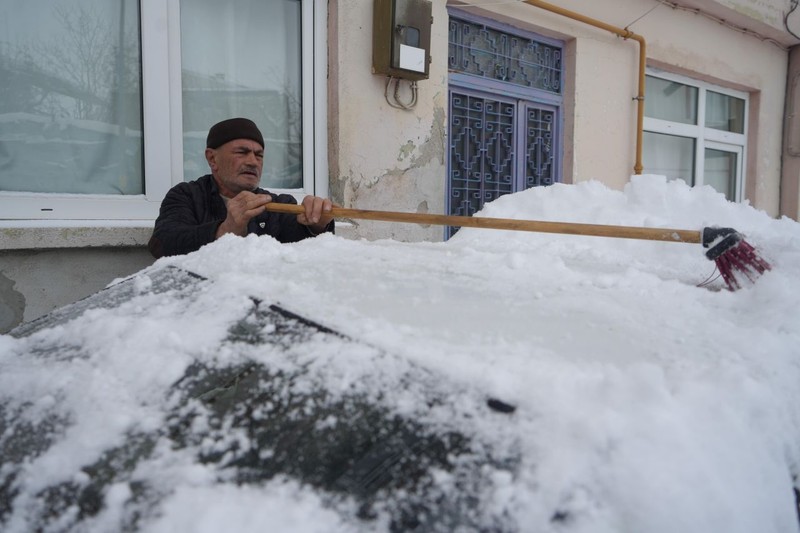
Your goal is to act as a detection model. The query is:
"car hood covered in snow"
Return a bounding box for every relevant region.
[2,176,800,532]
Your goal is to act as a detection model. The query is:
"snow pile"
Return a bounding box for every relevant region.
[2,175,799,532]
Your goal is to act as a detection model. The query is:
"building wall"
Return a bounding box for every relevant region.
[0,245,153,334]
[329,0,794,236]
[630,1,788,213]
[2,0,797,332]
[329,0,451,242]
[783,45,800,218]
[0,227,154,333]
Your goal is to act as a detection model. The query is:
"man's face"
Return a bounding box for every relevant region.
[205,139,264,197]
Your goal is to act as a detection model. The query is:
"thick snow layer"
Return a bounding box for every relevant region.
[2,175,799,532]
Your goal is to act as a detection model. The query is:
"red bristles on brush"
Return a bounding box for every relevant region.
[702,227,771,291]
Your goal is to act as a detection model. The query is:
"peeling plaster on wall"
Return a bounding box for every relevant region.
[345,155,446,242]
[387,104,447,181]
[412,104,447,168]
[328,171,347,207]
[395,104,446,167]
[333,0,449,240]
[398,140,417,161]
[336,171,362,209]
[346,101,447,220]
[353,170,387,194]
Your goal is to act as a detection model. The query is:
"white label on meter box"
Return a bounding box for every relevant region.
[399,44,425,73]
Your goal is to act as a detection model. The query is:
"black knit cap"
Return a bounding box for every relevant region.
[206,118,264,149]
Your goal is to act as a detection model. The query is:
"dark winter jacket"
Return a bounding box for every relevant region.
[148,174,334,258]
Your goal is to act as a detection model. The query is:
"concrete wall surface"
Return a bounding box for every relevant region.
[0,247,154,334]
[2,0,797,333]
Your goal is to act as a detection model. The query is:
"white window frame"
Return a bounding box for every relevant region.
[643,69,748,201]
[704,141,744,200]
[0,0,327,223]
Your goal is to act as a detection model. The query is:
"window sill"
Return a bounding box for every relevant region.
[0,221,153,250]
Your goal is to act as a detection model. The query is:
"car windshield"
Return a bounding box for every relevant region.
[3,267,518,532]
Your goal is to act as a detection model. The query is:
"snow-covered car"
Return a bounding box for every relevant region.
[2,266,522,532]
[2,177,800,532]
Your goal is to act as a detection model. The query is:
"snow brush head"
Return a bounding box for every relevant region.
[702,227,771,291]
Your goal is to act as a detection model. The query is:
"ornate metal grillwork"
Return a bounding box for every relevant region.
[449,93,515,220]
[525,107,555,186]
[446,14,562,237]
[449,17,562,94]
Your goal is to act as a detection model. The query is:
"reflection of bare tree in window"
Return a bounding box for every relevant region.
[0,1,143,194]
[0,48,46,114]
[255,67,302,181]
[42,5,113,120]
[1,1,139,124]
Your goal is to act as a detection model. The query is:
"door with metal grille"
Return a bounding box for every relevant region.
[447,89,558,236]
[446,12,563,238]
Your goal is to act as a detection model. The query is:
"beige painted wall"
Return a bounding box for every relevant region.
[329,0,451,242]
[629,1,788,214]
[450,0,790,211]
[329,0,794,244]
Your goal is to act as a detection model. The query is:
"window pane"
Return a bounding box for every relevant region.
[645,75,697,125]
[705,90,745,133]
[180,0,302,189]
[643,131,695,184]
[704,148,736,200]
[0,1,143,195]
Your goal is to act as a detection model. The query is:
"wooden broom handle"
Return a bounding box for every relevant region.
[264,203,702,244]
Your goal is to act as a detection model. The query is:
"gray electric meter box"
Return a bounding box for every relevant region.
[372,0,432,81]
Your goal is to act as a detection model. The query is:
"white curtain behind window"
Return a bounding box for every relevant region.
[180,0,302,189]
[644,75,697,126]
[704,148,736,200]
[642,131,695,184]
[705,91,744,133]
[0,0,143,195]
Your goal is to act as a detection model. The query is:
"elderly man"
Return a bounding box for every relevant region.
[148,118,334,258]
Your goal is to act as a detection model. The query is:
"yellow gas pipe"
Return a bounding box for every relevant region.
[521,0,647,175]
